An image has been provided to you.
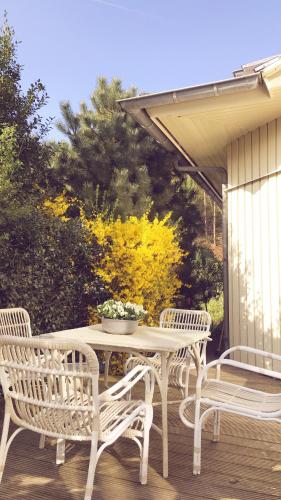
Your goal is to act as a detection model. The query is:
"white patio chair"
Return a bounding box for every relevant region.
[125,308,211,397]
[0,307,52,452]
[0,307,31,337]
[179,345,281,475]
[0,336,154,500]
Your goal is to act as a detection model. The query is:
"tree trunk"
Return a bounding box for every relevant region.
[213,200,216,245]
[204,191,208,239]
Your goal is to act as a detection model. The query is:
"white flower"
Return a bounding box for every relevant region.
[97,299,147,320]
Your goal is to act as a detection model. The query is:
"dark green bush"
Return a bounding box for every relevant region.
[0,205,109,335]
[179,243,223,310]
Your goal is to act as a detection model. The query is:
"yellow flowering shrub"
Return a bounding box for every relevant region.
[86,213,184,324]
[44,193,71,221]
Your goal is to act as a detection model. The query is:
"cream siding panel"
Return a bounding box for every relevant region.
[251,129,263,368]
[268,121,280,371]
[277,119,281,370]
[244,132,255,366]
[227,143,233,359]
[259,125,272,368]
[237,136,247,364]
[229,140,240,361]
[227,119,281,365]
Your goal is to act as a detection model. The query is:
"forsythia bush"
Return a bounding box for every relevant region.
[44,193,73,221]
[85,214,184,323]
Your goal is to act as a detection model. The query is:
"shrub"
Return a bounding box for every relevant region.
[87,213,184,323]
[187,243,223,309]
[206,293,224,334]
[0,205,108,335]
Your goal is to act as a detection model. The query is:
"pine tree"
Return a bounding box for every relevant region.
[52,77,176,218]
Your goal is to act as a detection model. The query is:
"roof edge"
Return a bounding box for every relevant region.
[118,73,267,204]
[118,73,261,112]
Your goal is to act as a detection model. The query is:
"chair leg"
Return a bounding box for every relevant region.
[39,435,46,449]
[213,410,220,442]
[0,420,25,483]
[193,402,202,475]
[0,411,10,483]
[184,367,191,398]
[84,434,98,500]
[139,410,151,485]
[193,422,202,475]
[56,438,66,465]
[125,389,132,401]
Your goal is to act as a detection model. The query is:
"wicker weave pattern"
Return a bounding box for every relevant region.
[179,345,281,476]
[0,336,154,499]
[125,308,211,396]
[0,308,31,338]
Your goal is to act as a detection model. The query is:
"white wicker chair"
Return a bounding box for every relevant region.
[179,345,281,475]
[125,308,211,397]
[0,336,154,500]
[0,307,52,452]
[0,307,31,337]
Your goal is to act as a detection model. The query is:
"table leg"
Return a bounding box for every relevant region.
[104,351,112,387]
[129,350,174,478]
[160,352,169,478]
[190,342,201,374]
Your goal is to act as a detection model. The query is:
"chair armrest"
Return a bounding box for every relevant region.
[220,345,281,362]
[99,365,154,404]
[195,345,281,398]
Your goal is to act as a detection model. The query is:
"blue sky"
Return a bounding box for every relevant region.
[2,0,281,139]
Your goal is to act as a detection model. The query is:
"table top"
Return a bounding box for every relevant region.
[39,324,210,353]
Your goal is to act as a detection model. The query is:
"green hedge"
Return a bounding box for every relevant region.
[0,205,109,335]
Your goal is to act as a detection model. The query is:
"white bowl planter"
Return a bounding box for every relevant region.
[102,317,138,335]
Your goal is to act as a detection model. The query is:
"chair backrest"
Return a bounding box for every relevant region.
[0,336,100,440]
[0,308,32,337]
[160,308,211,332]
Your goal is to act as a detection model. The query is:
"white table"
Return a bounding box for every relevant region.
[40,324,210,477]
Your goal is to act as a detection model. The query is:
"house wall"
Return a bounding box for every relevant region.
[227,118,281,368]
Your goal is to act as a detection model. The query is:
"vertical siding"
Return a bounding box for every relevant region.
[251,129,263,367]
[230,140,240,360]
[227,119,281,365]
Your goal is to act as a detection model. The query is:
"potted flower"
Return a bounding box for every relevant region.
[97,300,147,334]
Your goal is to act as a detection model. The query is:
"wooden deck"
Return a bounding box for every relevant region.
[1,366,281,500]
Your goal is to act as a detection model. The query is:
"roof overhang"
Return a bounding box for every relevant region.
[118,56,281,204]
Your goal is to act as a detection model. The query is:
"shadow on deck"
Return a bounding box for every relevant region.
[0,366,281,500]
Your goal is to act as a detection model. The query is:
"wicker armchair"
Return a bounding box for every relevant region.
[179,345,281,475]
[125,308,211,397]
[0,336,154,500]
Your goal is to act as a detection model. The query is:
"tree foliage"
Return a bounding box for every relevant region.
[51,77,177,218]
[189,244,223,309]
[0,13,52,195]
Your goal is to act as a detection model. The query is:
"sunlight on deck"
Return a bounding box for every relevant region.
[1,366,281,500]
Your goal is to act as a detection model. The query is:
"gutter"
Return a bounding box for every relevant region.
[118,73,261,205]
[118,73,260,111]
